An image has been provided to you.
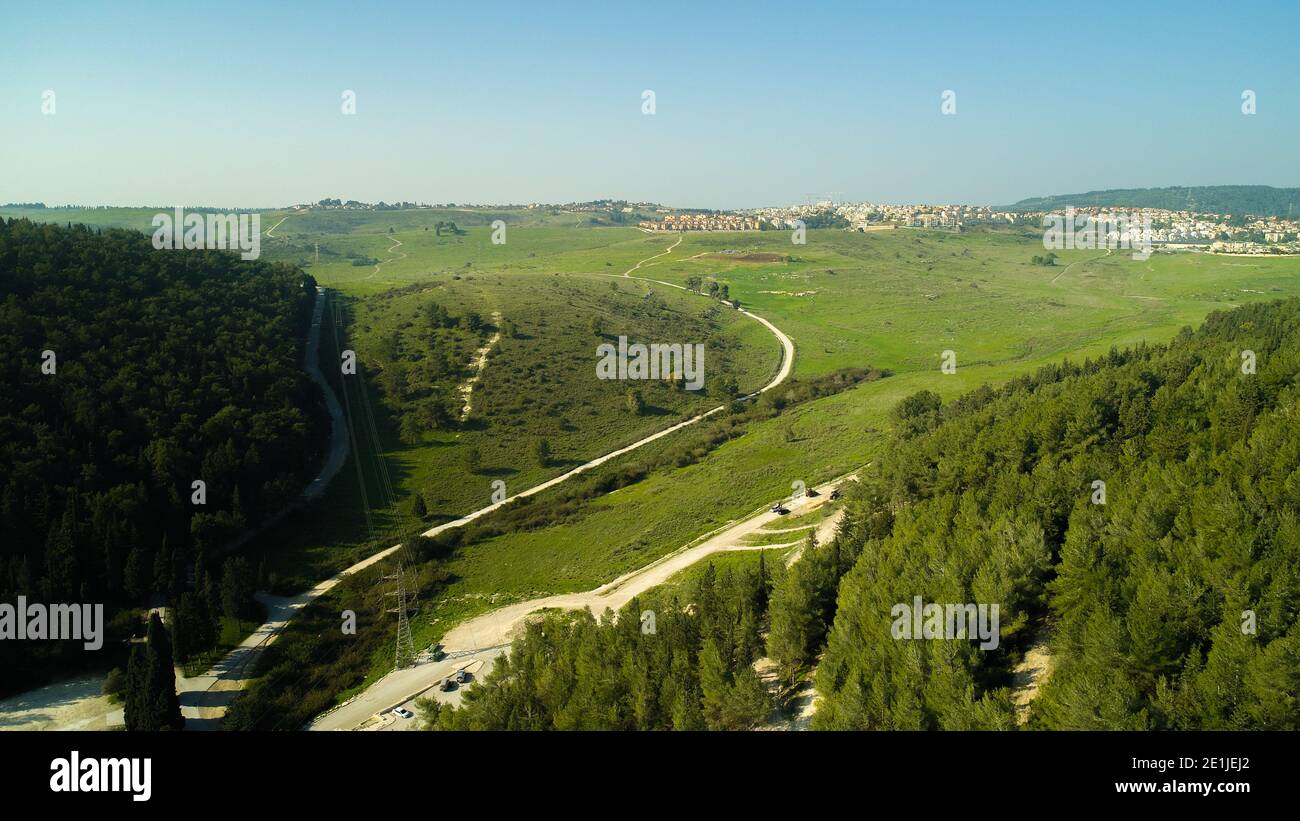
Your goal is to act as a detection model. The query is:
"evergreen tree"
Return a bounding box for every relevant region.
[698,637,730,730]
[144,613,184,730]
[123,643,146,730]
[126,613,184,731]
[221,556,256,623]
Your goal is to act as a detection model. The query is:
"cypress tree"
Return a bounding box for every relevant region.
[144,612,184,731]
[123,642,147,731]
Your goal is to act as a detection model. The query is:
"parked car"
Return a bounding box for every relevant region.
[438,677,455,692]
[770,502,789,514]
[430,645,446,661]
[829,489,841,501]
[454,669,471,684]
[392,707,414,719]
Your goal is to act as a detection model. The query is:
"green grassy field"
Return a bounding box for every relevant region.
[344,270,777,522]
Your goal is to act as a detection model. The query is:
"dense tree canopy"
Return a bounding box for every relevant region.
[0,218,324,693]
[422,558,774,730]
[815,298,1300,730]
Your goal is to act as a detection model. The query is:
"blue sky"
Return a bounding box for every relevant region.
[2,0,1297,208]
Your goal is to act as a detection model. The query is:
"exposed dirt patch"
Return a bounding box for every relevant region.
[1011,631,1055,725]
[0,673,123,731]
[755,657,819,731]
[458,310,503,420]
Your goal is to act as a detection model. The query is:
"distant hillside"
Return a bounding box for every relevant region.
[1005,186,1300,218]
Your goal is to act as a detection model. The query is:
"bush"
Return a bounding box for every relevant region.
[102,668,126,697]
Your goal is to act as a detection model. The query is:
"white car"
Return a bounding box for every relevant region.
[392,707,414,719]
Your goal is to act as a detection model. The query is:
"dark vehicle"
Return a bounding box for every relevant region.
[438,677,455,692]
[771,501,789,515]
[454,669,471,684]
[829,489,841,501]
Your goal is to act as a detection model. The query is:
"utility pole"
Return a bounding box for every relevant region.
[383,563,416,670]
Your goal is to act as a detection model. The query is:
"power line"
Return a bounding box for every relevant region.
[355,361,395,509]
[331,297,374,537]
[382,562,416,670]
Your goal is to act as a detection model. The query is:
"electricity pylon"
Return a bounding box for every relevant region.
[383,563,416,669]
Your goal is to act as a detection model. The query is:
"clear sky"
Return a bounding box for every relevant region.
[2,0,1297,209]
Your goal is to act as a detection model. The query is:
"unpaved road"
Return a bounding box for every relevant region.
[264,215,289,238]
[366,234,407,279]
[621,233,682,276]
[0,673,123,732]
[458,311,503,419]
[1050,249,1111,284]
[310,478,849,731]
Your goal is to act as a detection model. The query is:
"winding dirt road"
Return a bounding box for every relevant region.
[458,311,503,420]
[366,234,407,279]
[264,215,289,238]
[1050,249,1111,284]
[621,233,682,276]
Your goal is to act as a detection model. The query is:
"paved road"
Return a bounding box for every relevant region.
[347,655,499,732]
[309,477,851,731]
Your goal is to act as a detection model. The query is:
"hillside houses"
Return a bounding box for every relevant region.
[639,214,765,232]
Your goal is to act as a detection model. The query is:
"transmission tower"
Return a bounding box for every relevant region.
[383,563,416,669]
